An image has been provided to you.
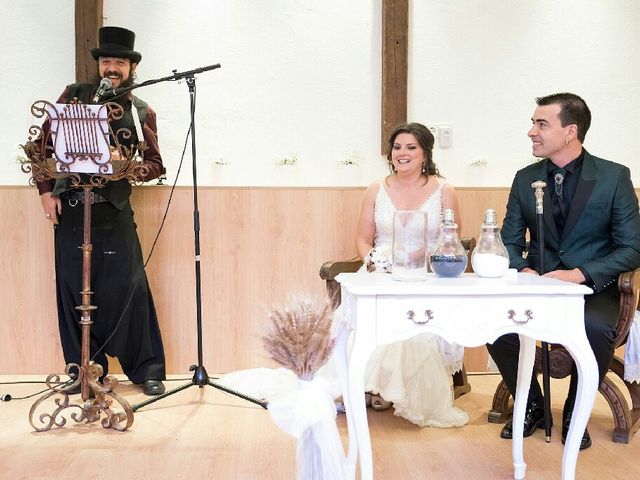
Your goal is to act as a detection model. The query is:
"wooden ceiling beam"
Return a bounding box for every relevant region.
[381,0,408,154]
[75,0,103,83]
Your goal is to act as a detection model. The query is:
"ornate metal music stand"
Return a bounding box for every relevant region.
[21,99,148,432]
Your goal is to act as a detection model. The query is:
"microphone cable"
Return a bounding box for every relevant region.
[89,122,191,363]
[0,378,76,402]
[0,375,202,402]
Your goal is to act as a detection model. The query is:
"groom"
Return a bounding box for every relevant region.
[487,92,640,449]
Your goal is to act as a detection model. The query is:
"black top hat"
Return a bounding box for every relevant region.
[91,26,142,64]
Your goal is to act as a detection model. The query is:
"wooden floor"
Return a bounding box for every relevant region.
[1,373,639,479]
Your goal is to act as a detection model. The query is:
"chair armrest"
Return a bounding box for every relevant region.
[615,268,640,348]
[461,237,475,252]
[319,258,363,281]
[319,258,363,309]
[462,237,476,273]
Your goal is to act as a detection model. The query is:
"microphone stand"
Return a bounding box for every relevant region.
[122,65,266,411]
[103,64,222,102]
[532,180,552,442]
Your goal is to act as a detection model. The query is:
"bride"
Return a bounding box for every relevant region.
[220,123,467,429]
[355,122,468,427]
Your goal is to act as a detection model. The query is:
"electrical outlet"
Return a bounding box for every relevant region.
[426,124,453,148]
[439,125,452,148]
[426,124,438,137]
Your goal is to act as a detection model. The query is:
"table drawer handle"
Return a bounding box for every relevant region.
[406,309,433,324]
[507,309,534,324]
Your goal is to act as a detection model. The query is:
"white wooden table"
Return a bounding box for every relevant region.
[334,271,596,480]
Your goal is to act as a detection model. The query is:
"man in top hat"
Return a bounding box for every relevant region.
[36,26,167,396]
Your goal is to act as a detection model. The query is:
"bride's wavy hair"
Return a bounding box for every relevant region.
[386,122,440,177]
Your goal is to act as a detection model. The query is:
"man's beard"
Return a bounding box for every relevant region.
[90,72,136,104]
[115,75,135,89]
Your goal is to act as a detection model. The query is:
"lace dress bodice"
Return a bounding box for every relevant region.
[373,178,444,251]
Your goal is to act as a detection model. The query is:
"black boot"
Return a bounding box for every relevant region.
[561,410,592,450]
[141,380,166,396]
[500,401,548,439]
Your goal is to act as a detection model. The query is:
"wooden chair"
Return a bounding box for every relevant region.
[319,237,477,399]
[487,268,640,443]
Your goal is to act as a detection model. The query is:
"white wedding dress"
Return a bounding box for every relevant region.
[361,179,469,427]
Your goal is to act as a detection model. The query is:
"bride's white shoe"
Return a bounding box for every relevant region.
[370,394,392,411]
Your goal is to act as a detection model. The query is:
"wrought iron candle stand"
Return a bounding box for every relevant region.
[21,99,149,432]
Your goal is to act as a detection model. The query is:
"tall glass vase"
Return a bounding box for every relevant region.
[392,210,428,281]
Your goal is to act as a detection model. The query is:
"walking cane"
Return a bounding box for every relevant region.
[532,180,552,442]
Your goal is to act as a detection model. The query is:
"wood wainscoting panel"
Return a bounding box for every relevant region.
[131,186,366,375]
[0,187,63,373]
[2,186,515,375]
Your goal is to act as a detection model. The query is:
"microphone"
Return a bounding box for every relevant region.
[92,77,113,103]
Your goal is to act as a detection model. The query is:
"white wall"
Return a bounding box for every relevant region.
[1,0,75,185]
[2,1,639,187]
[102,0,384,187]
[410,0,640,186]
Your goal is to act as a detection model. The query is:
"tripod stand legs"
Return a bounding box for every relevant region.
[133,72,265,415]
[132,365,268,412]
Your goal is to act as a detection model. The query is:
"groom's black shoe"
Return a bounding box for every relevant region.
[561,411,592,450]
[141,380,166,396]
[500,401,547,439]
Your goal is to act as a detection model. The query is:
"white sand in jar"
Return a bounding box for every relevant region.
[472,253,510,277]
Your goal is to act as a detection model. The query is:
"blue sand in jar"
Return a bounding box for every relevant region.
[430,255,467,277]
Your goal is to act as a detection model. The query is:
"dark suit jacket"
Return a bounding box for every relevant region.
[501,150,640,293]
